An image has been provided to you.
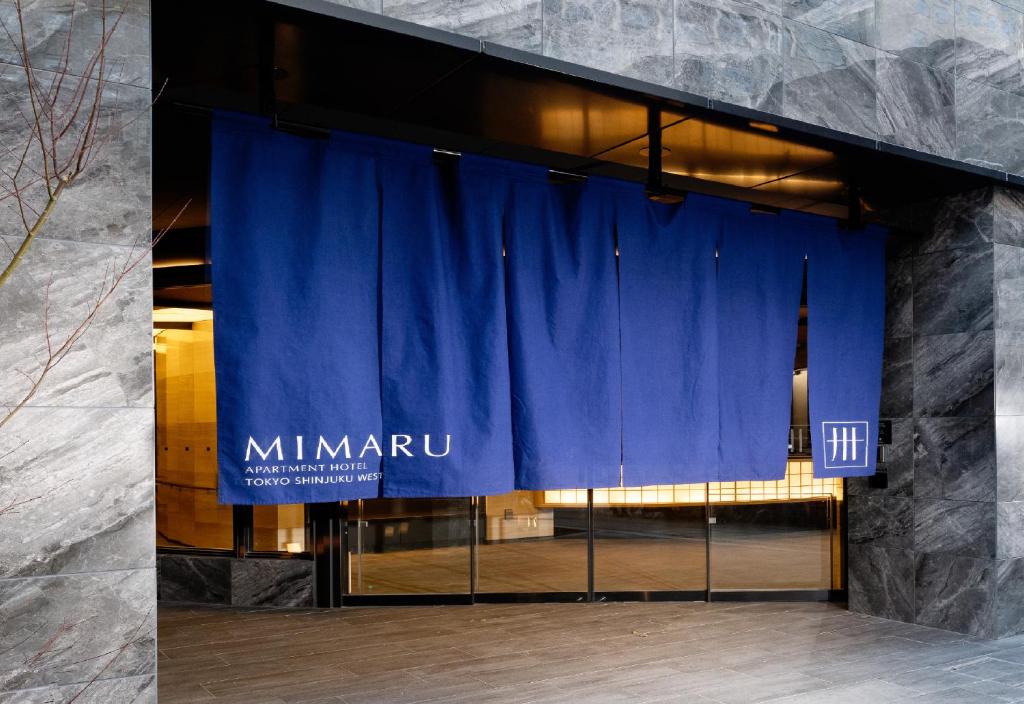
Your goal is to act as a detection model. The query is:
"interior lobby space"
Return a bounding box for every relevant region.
[158,601,1024,704]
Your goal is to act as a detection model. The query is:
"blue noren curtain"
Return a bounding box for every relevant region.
[211,114,382,504]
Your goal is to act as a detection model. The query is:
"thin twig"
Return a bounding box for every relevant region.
[65,608,154,704]
[0,0,127,288]
[0,200,190,431]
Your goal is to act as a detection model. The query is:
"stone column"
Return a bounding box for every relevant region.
[0,0,156,699]
[849,186,1024,639]
[994,189,1024,637]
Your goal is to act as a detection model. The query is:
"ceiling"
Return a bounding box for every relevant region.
[151,0,996,309]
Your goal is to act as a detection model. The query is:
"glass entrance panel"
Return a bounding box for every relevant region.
[253,504,306,553]
[154,319,233,550]
[591,486,707,592]
[709,460,841,591]
[347,498,471,594]
[476,491,588,593]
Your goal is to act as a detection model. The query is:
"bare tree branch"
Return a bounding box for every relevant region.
[65,609,154,704]
[0,0,126,288]
[0,200,188,432]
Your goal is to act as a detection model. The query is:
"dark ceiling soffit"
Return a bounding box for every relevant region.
[270,0,1019,189]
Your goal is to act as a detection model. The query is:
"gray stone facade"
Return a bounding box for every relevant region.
[0,0,156,700]
[1,2,1023,701]
[330,0,1024,177]
[849,187,1024,638]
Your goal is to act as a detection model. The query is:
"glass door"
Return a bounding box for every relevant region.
[346,498,471,595]
[475,491,588,596]
[709,459,842,592]
[328,466,844,603]
[592,486,707,596]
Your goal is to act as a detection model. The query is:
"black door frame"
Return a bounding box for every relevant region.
[313,490,846,607]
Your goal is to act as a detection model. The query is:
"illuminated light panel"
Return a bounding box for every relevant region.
[154,307,213,324]
[153,257,207,269]
[540,460,841,507]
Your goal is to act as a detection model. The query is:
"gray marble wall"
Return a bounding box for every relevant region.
[157,554,315,608]
[0,11,1019,704]
[327,0,1024,177]
[0,0,156,701]
[849,186,1024,639]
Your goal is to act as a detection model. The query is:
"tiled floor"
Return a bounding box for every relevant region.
[158,601,1024,703]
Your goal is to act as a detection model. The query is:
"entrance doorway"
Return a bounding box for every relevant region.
[147,0,942,611]
[302,470,842,607]
[152,314,843,607]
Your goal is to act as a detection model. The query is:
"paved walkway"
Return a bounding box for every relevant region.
[159,602,1024,703]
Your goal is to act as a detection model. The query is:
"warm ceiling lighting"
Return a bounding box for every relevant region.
[538,105,644,148]
[748,121,780,133]
[660,168,843,190]
[153,307,213,324]
[153,257,206,269]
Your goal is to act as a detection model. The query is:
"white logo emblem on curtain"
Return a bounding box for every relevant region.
[821,421,869,470]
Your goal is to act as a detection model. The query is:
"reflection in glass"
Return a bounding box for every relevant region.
[155,320,232,550]
[540,461,844,593]
[253,504,306,552]
[348,498,470,594]
[593,502,706,592]
[710,460,841,590]
[476,491,588,593]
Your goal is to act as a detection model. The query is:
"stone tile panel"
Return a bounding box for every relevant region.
[158,554,231,605]
[0,0,151,88]
[956,0,1024,95]
[0,569,156,692]
[782,0,873,45]
[876,53,955,158]
[915,552,996,636]
[914,498,996,558]
[674,0,783,111]
[914,417,996,502]
[956,76,1024,174]
[0,407,154,578]
[913,331,994,418]
[231,558,315,608]
[881,337,913,418]
[0,66,152,247]
[383,0,541,52]
[0,237,153,410]
[996,330,1024,415]
[913,245,994,336]
[781,20,877,139]
[875,0,955,71]
[543,0,674,84]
